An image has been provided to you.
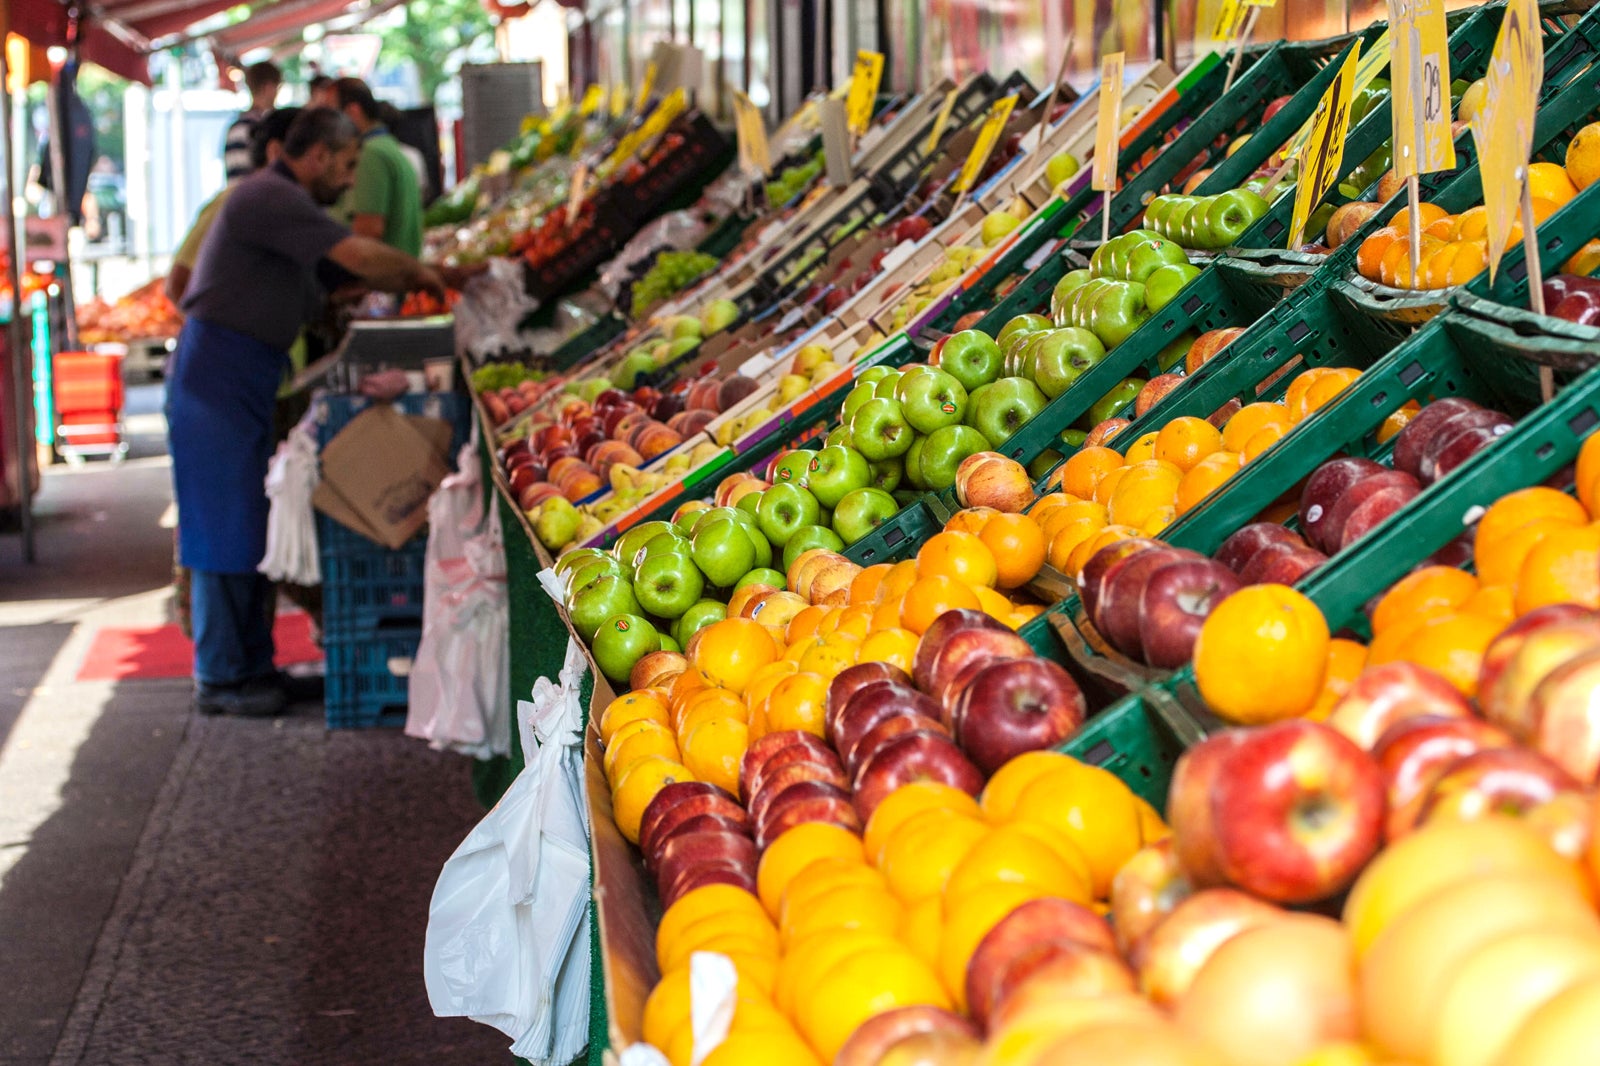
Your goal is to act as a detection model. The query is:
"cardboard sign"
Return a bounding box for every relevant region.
[821,96,855,185]
[956,93,1020,194]
[1390,0,1456,178]
[924,86,962,155]
[846,51,885,134]
[1473,0,1544,278]
[1093,53,1126,193]
[314,405,452,550]
[565,163,589,226]
[1289,41,1362,249]
[634,61,658,112]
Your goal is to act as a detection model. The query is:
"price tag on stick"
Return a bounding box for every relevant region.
[953,93,1020,210]
[924,86,961,155]
[565,163,589,228]
[1390,0,1455,280]
[1093,52,1126,245]
[1288,42,1362,250]
[634,62,658,113]
[846,51,885,136]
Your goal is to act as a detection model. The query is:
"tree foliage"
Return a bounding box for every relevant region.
[379,0,497,101]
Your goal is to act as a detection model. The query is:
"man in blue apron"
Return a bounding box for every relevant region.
[171,108,444,716]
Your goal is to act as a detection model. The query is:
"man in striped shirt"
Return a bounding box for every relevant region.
[223,62,282,183]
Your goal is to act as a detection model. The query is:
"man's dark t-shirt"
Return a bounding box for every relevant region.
[181,161,350,351]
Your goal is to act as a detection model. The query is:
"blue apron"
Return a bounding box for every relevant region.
[166,318,288,574]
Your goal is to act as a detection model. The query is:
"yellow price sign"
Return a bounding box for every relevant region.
[924,87,962,155]
[565,163,590,226]
[1210,0,1249,43]
[1473,0,1544,279]
[1281,33,1386,170]
[1289,42,1362,249]
[846,51,885,135]
[634,62,658,113]
[1390,0,1456,178]
[1092,53,1126,193]
[733,91,771,175]
[578,84,605,117]
[955,94,1019,194]
[611,83,627,118]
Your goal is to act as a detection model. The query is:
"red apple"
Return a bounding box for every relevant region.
[637,781,744,859]
[748,759,852,824]
[833,1006,980,1066]
[827,662,913,743]
[834,682,939,759]
[1338,481,1421,549]
[1080,538,1164,619]
[1185,328,1246,374]
[1418,408,1512,484]
[1135,374,1185,417]
[1528,646,1600,784]
[845,716,950,779]
[1214,523,1308,576]
[1240,544,1328,587]
[1417,747,1583,829]
[937,656,1024,727]
[1138,887,1287,1007]
[1093,546,1195,657]
[965,897,1119,1027]
[1166,732,1247,887]
[912,609,1012,691]
[1137,559,1242,668]
[919,626,1035,706]
[1207,720,1385,903]
[851,733,985,823]
[1110,838,1193,967]
[1325,661,1474,750]
[1480,613,1600,739]
[1373,713,1516,840]
[754,782,862,850]
[1391,398,1480,479]
[653,830,758,898]
[950,658,1087,773]
[1476,604,1596,708]
[739,730,837,802]
[974,941,1135,1032]
[1320,470,1421,554]
[659,861,758,910]
[646,813,753,874]
[1297,457,1386,553]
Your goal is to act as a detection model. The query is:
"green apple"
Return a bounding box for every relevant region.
[770,448,817,486]
[805,445,872,508]
[1197,188,1271,248]
[903,437,929,490]
[1123,238,1191,284]
[980,210,1024,247]
[1028,449,1065,481]
[633,530,693,565]
[690,507,742,535]
[1145,263,1202,312]
[569,556,625,596]
[868,456,903,493]
[613,349,657,389]
[615,520,676,564]
[849,397,915,461]
[778,374,811,403]
[935,330,1005,393]
[1045,151,1081,187]
[872,371,905,399]
[632,551,704,618]
[994,314,1051,353]
[1050,269,1094,325]
[701,297,741,334]
[566,574,642,641]
[578,377,611,402]
[825,425,853,448]
[591,613,661,682]
[1086,378,1145,425]
[658,633,681,653]
[736,568,787,591]
[1157,331,1197,372]
[833,487,901,545]
[673,599,727,645]
[1030,327,1107,399]
[1062,277,1115,329]
[896,367,969,435]
[856,365,897,386]
[533,497,581,550]
[757,482,823,547]
[841,382,879,424]
[665,336,700,361]
[782,525,846,572]
[736,490,764,516]
[1060,428,1088,448]
[691,518,759,586]
[666,315,703,341]
[553,547,608,576]
[971,376,1048,449]
[918,424,990,490]
[1088,281,1151,349]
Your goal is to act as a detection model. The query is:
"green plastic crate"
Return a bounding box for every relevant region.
[1056,680,1209,810]
[548,313,629,370]
[842,492,950,566]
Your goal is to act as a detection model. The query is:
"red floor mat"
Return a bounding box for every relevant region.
[76,612,323,682]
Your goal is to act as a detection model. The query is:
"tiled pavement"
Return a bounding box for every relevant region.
[0,385,510,1064]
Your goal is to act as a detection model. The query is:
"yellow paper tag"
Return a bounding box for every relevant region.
[611,83,628,118]
[924,87,962,155]
[1092,53,1126,193]
[1289,42,1362,249]
[1390,0,1456,179]
[1244,0,1279,8]
[566,163,590,226]
[733,91,771,175]
[846,51,886,135]
[1281,34,1386,169]
[1473,0,1544,279]
[634,62,658,113]
[579,84,604,117]
[956,93,1020,193]
[1210,0,1248,42]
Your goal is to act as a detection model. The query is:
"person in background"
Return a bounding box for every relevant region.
[168,107,302,306]
[169,108,444,717]
[308,75,337,109]
[333,77,423,256]
[224,61,282,183]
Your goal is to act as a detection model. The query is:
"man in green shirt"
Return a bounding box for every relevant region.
[334,78,423,257]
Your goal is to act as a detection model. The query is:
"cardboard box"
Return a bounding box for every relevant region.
[314,403,453,549]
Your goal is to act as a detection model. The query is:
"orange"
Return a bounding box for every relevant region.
[834,603,875,637]
[795,945,951,1061]
[1565,237,1600,275]
[1475,489,1590,583]
[944,507,996,535]
[1066,524,1142,578]
[644,962,774,1049]
[848,563,893,605]
[1221,402,1289,451]
[1106,461,1182,529]
[1381,610,1503,696]
[1240,421,1290,462]
[668,667,713,714]
[599,690,671,744]
[937,882,1054,1010]
[1456,205,1489,241]
[1320,636,1369,703]
[1059,447,1126,499]
[678,699,750,743]
[656,908,779,973]
[1300,368,1361,419]
[973,585,1017,622]
[744,660,799,714]
[604,721,680,784]
[692,618,781,694]
[612,755,695,844]
[778,858,888,928]
[1377,401,1421,444]
[1390,201,1450,234]
[656,882,769,963]
[1042,500,1110,540]
[796,635,859,679]
[1124,431,1160,464]
[699,1030,819,1066]
[1008,760,1144,899]
[763,671,829,735]
[1528,161,1580,206]
[1154,417,1225,473]
[1420,242,1464,290]
[1380,237,1414,287]
[1460,583,1517,627]
[680,716,748,795]
[774,930,904,1022]
[1028,492,1078,524]
[878,809,990,902]
[943,823,1095,903]
[880,558,921,601]
[979,750,1075,821]
[1514,524,1600,615]
[899,894,945,971]
[863,781,983,866]
[1370,566,1481,635]
[980,513,1048,588]
[1423,214,1460,240]
[899,574,983,634]
[917,530,1000,588]
[1358,226,1402,280]
[1139,506,1178,536]
[785,604,829,645]
[679,687,750,732]
[1175,450,1243,514]
[1005,817,1101,881]
[1577,433,1600,516]
[870,595,905,633]
[756,821,865,917]
[1092,464,1131,505]
[1194,583,1330,724]
[857,626,919,671]
[1282,367,1337,420]
[779,880,904,949]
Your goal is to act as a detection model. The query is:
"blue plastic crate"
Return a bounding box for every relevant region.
[320,544,426,637]
[324,626,420,729]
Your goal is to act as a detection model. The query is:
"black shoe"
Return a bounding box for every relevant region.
[194,676,289,718]
[270,668,324,704]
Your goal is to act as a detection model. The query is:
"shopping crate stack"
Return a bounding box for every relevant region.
[314,391,471,729]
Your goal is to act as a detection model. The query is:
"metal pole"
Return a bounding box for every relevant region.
[45,67,80,350]
[0,54,37,563]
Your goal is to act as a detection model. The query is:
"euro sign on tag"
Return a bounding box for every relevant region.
[1389,0,1456,178]
[847,51,885,135]
[1092,53,1126,193]
[1472,0,1544,279]
[1288,42,1362,249]
[956,94,1020,193]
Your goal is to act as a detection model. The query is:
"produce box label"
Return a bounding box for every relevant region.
[1474,0,1543,279]
[1093,53,1126,193]
[847,51,885,134]
[957,93,1020,193]
[1388,0,1455,178]
[1289,42,1362,249]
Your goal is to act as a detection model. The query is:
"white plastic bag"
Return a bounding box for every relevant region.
[258,422,321,585]
[455,258,539,362]
[424,639,593,1063]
